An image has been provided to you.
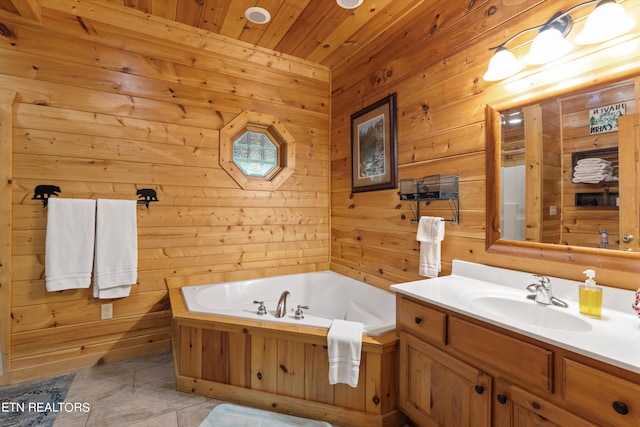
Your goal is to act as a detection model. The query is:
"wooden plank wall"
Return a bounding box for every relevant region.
[0,1,329,383]
[330,0,640,290]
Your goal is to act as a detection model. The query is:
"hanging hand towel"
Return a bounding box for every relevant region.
[416,216,445,278]
[327,319,364,387]
[93,199,138,299]
[45,198,97,291]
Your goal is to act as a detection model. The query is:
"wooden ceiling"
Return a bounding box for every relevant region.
[0,0,436,68]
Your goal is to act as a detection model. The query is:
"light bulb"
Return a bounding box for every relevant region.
[524,27,573,65]
[483,47,524,81]
[575,0,636,45]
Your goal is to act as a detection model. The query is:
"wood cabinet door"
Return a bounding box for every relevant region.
[494,379,598,427]
[618,113,640,252]
[398,332,491,427]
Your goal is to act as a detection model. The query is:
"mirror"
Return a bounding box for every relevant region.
[487,76,640,272]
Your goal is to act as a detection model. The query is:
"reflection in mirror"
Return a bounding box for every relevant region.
[498,79,635,250]
[486,76,640,272]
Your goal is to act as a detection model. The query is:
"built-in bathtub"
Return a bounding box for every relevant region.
[166,270,405,427]
[180,271,396,336]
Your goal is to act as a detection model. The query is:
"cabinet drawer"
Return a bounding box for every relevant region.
[564,359,640,427]
[449,317,553,393]
[397,296,446,345]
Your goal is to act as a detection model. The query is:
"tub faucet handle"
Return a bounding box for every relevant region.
[294,305,309,320]
[253,300,267,316]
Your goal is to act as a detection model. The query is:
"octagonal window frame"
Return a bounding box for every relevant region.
[220,111,296,191]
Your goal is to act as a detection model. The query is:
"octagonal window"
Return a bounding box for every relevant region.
[220,111,296,191]
[233,131,279,177]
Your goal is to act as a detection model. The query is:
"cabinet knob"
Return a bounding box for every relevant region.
[623,234,634,243]
[474,385,484,395]
[612,401,629,415]
[414,317,422,324]
[496,394,508,405]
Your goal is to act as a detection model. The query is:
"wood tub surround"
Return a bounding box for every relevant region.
[166,279,406,427]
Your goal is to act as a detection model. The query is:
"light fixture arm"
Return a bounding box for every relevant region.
[488,25,544,51]
[487,0,600,51]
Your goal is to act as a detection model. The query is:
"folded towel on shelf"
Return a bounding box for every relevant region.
[93,199,138,299]
[327,319,364,387]
[416,216,445,278]
[45,198,97,291]
[574,163,612,172]
[572,173,617,184]
[577,158,611,166]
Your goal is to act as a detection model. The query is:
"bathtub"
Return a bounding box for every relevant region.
[180,270,396,336]
[167,270,405,427]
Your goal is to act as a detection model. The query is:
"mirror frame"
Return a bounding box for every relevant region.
[485,101,640,274]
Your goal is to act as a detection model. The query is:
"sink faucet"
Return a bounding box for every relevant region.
[275,291,290,318]
[526,275,568,307]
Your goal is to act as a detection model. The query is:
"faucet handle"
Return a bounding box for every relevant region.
[253,300,267,315]
[294,305,309,320]
[532,274,551,289]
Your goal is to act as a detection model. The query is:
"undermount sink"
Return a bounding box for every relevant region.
[462,291,593,332]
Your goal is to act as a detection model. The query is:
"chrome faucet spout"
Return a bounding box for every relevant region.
[526,275,567,307]
[275,291,290,318]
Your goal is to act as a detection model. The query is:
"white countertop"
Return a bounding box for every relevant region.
[391,260,640,374]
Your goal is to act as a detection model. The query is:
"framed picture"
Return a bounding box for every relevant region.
[351,93,398,193]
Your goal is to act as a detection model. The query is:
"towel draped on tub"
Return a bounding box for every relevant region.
[327,319,364,388]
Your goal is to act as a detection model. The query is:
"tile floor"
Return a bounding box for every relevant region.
[53,351,223,427]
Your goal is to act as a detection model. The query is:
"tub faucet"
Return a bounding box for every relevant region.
[275,291,290,318]
[526,275,568,307]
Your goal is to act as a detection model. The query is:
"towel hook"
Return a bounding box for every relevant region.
[32,184,61,208]
[136,188,159,208]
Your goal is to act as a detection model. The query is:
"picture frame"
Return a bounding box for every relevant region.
[351,93,398,193]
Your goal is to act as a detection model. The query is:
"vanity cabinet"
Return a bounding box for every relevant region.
[494,379,598,427]
[396,294,639,427]
[563,359,640,427]
[398,332,491,426]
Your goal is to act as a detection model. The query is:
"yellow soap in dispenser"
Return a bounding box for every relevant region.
[579,269,602,317]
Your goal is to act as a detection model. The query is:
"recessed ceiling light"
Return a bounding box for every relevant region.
[245,7,271,24]
[336,0,364,9]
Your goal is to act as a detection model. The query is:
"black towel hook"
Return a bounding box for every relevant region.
[136,188,159,208]
[32,184,61,208]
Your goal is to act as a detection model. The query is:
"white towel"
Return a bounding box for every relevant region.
[93,199,138,299]
[45,198,97,291]
[574,163,611,172]
[416,216,445,278]
[577,158,611,165]
[327,319,364,387]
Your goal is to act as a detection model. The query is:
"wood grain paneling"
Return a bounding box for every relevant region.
[0,90,16,385]
[330,0,640,290]
[0,0,329,383]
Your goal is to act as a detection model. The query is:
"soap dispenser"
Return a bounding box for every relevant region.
[579,269,602,318]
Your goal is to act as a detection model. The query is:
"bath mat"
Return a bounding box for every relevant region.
[199,403,333,427]
[0,373,75,427]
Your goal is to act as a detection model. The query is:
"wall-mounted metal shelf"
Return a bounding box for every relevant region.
[399,174,460,224]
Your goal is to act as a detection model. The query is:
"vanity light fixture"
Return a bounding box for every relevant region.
[483,0,636,81]
[523,15,574,65]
